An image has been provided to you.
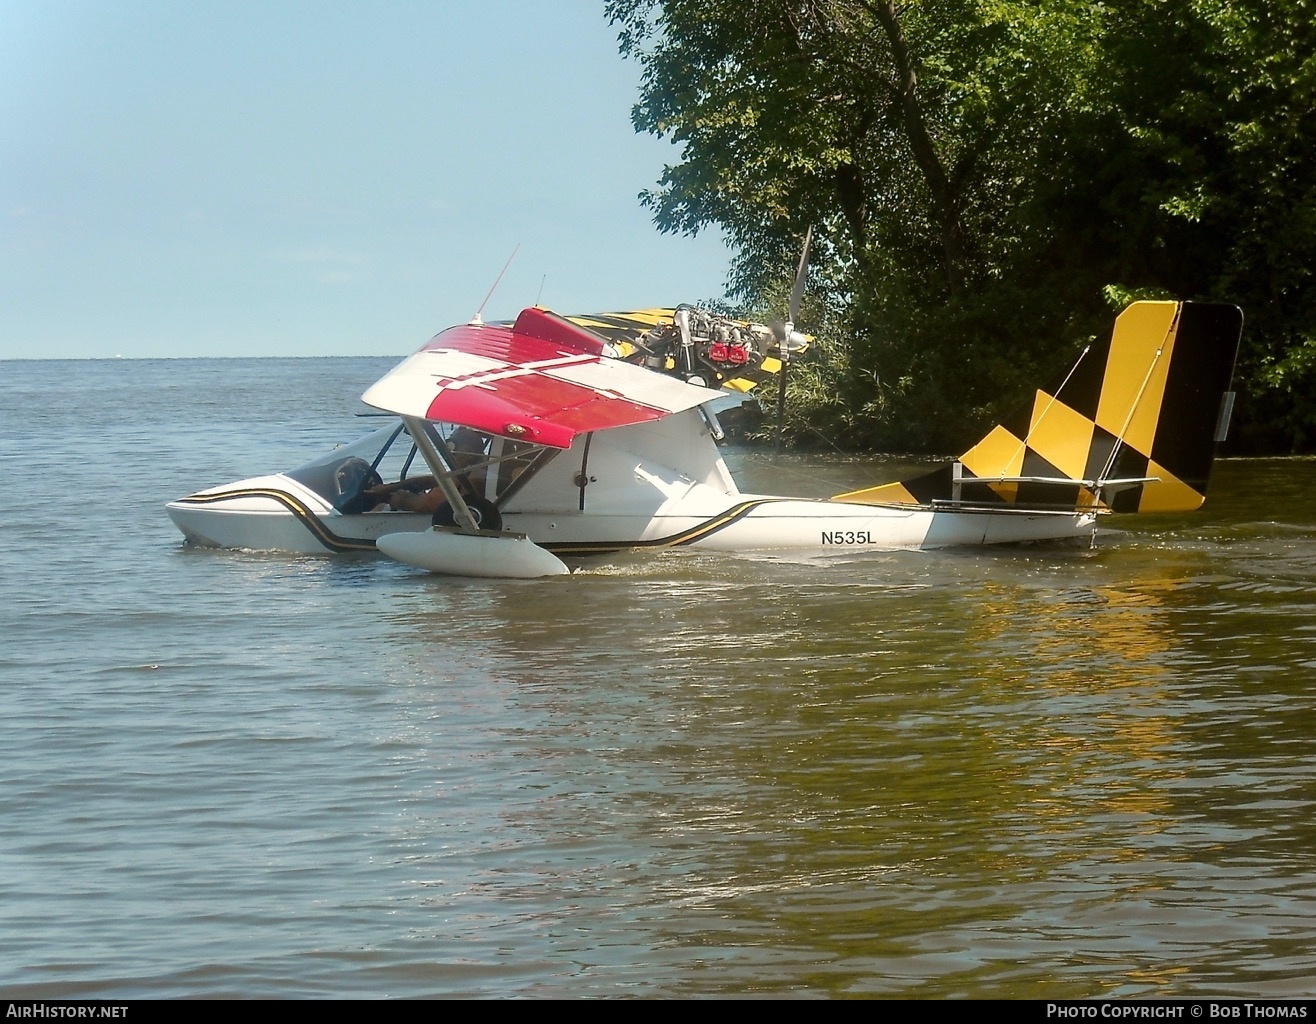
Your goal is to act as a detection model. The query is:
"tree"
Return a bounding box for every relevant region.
[1104,0,1316,451]
[610,0,1316,451]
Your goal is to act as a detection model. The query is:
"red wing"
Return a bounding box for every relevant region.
[361,307,716,449]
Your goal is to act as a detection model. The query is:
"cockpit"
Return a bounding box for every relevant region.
[282,420,552,516]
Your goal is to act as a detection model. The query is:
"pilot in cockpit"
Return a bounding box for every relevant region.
[387,426,489,513]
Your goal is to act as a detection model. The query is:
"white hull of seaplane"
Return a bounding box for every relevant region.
[168,301,1241,578]
[377,500,1094,578]
[166,477,1095,560]
[512,502,1097,553]
[166,473,432,554]
[168,496,1093,557]
[167,410,1096,567]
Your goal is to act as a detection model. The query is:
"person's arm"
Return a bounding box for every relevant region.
[391,487,442,513]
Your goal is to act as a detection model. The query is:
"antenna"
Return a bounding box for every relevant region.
[470,245,520,325]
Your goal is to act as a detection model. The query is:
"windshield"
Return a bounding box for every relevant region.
[284,422,421,509]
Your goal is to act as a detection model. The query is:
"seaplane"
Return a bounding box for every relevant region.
[166,298,1242,578]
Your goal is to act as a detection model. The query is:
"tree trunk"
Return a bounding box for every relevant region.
[870,0,966,295]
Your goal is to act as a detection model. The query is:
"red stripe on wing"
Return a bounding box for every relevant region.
[427,373,667,448]
[364,308,713,448]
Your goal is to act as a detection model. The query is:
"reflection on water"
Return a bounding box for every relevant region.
[369,493,1316,997]
[2,360,1315,997]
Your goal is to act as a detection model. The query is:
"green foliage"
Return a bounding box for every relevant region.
[610,0,1316,452]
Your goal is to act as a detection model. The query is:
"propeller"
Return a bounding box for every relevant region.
[775,226,813,452]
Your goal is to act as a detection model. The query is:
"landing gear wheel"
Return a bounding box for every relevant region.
[432,496,503,532]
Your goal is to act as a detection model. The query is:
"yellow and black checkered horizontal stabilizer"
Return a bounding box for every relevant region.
[834,301,1242,514]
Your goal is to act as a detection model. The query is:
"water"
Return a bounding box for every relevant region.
[2,358,1315,998]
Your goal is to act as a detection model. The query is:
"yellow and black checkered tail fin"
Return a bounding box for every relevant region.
[833,301,1242,513]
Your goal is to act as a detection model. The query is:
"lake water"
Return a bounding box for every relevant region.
[2,357,1315,998]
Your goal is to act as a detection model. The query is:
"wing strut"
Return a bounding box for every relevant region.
[405,417,481,532]
[383,416,568,578]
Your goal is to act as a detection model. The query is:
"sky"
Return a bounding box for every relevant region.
[0,1,731,358]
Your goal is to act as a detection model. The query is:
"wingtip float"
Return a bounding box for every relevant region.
[166,300,1242,579]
